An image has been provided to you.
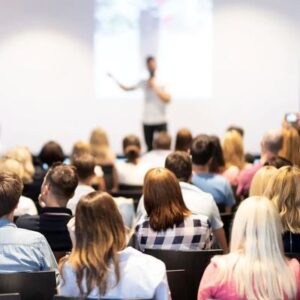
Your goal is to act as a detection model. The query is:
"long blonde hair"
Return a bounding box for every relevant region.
[264,166,300,233]
[249,166,278,197]
[222,130,245,170]
[60,192,126,297]
[280,127,300,166]
[212,197,297,299]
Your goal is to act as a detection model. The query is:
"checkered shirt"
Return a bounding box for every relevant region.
[135,214,212,251]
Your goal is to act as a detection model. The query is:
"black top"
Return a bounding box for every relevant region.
[283,231,300,253]
[16,207,73,251]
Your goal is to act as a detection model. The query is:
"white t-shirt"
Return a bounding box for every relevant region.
[140,150,172,169]
[138,79,168,125]
[14,196,38,216]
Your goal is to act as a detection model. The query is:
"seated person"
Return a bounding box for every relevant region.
[59,191,169,299]
[191,135,236,212]
[141,131,172,168]
[0,171,58,274]
[198,196,300,299]
[174,128,193,152]
[67,154,95,214]
[137,151,228,252]
[17,163,78,251]
[135,168,212,251]
[116,134,150,187]
[265,166,300,253]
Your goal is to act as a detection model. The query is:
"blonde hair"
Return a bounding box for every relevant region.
[249,166,278,197]
[0,158,25,180]
[264,166,300,233]
[71,141,91,157]
[223,130,245,170]
[280,127,300,166]
[212,196,297,299]
[5,147,34,184]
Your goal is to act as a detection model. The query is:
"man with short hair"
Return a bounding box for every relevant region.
[191,135,236,213]
[17,163,78,251]
[236,129,283,197]
[0,171,58,273]
[67,154,95,214]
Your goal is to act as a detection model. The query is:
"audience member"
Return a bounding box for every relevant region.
[137,151,228,251]
[265,166,300,253]
[141,131,172,167]
[280,127,300,167]
[264,156,293,168]
[67,154,95,214]
[174,128,193,152]
[236,129,283,198]
[198,196,300,300]
[116,134,150,187]
[226,125,244,137]
[135,168,212,251]
[209,135,225,174]
[17,163,78,251]
[191,135,235,212]
[59,191,169,299]
[71,140,91,157]
[0,158,37,216]
[39,141,64,169]
[0,171,58,274]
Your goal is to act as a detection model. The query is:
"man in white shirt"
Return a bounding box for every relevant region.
[67,154,95,214]
[109,56,171,151]
[136,151,228,252]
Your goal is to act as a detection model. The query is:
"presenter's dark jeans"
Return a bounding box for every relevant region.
[143,123,167,152]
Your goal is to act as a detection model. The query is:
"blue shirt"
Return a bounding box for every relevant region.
[0,219,59,276]
[192,173,236,207]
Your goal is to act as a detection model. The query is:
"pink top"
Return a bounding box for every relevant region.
[198,258,300,300]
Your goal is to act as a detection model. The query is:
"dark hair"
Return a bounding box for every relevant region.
[146,56,155,64]
[0,172,23,217]
[264,156,293,169]
[227,126,244,137]
[72,154,95,181]
[191,134,215,166]
[175,128,193,152]
[122,135,141,163]
[165,151,192,182]
[39,141,64,167]
[153,131,171,150]
[44,163,78,200]
[143,168,190,231]
[209,135,225,173]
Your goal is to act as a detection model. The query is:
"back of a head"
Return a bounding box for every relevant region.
[209,135,225,172]
[90,128,109,147]
[122,134,141,162]
[264,166,300,233]
[72,141,91,157]
[72,154,95,182]
[280,127,300,166]
[143,168,189,231]
[165,151,192,182]
[69,191,126,296]
[264,156,293,169]
[44,163,78,202]
[0,171,23,217]
[0,158,25,183]
[191,134,215,166]
[39,141,64,167]
[227,126,244,138]
[175,128,193,152]
[261,129,283,156]
[249,166,278,197]
[153,131,171,150]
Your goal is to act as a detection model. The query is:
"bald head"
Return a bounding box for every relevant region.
[261,130,283,155]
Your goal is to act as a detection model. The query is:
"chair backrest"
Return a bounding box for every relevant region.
[166,270,188,300]
[285,252,300,261]
[0,294,21,300]
[0,271,56,300]
[144,249,223,300]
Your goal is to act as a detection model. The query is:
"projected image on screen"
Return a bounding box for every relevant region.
[94,0,212,101]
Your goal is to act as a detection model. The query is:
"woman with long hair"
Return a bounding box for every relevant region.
[264,166,300,252]
[198,196,300,299]
[280,127,300,167]
[135,168,212,251]
[59,191,169,299]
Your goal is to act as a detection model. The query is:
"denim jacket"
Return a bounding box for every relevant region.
[0,218,59,279]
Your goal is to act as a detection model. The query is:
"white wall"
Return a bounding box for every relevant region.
[0,0,300,154]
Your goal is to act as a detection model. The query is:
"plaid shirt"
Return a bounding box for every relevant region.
[135,214,212,251]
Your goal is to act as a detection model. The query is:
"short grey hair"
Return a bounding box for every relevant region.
[261,130,283,154]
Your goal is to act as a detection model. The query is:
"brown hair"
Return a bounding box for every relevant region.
[122,134,141,163]
[44,163,78,200]
[39,141,64,167]
[72,154,95,181]
[175,128,193,152]
[0,172,23,217]
[280,127,300,167]
[153,131,171,150]
[72,141,91,157]
[60,192,126,296]
[143,168,190,231]
[264,166,300,233]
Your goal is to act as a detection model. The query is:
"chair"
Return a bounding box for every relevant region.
[0,271,56,300]
[144,249,223,300]
[0,294,20,300]
[166,270,188,300]
[220,212,234,242]
[285,252,300,261]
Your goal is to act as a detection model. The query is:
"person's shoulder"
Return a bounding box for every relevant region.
[8,226,46,244]
[16,214,39,228]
